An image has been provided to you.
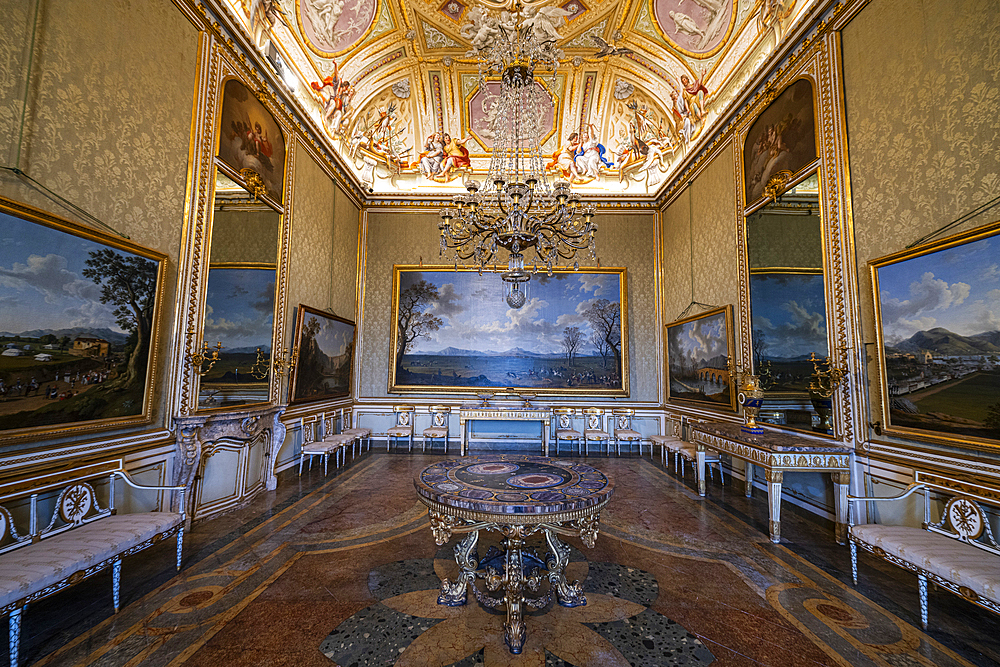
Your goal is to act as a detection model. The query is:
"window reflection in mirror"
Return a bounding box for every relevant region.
[197,169,280,410]
[746,171,833,435]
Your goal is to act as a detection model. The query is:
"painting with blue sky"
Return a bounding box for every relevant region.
[0,205,163,436]
[666,306,736,410]
[199,267,275,387]
[873,225,1000,443]
[290,305,355,403]
[389,267,627,394]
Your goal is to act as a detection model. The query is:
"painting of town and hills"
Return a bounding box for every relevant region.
[666,306,734,410]
[391,269,626,394]
[0,209,161,435]
[876,231,1000,442]
[291,305,355,404]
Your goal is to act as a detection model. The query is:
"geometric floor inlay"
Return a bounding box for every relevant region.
[321,551,714,666]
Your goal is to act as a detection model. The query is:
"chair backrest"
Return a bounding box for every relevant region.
[553,407,575,430]
[319,411,339,438]
[583,408,605,431]
[301,416,319,445]
[666,414,682,438]
[613,408,634,430]
[428,405,450,428]
[393,405,415,429]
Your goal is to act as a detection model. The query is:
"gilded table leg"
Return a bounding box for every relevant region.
[460,419,468,456]
[745,462,754,497]
[766,470,783,543]
[544,528,586,607]
[696,443,707,497]
[832,471,850,545]
[438,529,479,606]
[502,526,527,654]
[543,420,550,457]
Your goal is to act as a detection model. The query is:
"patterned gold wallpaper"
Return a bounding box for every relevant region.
[358,210,659,402]
[331,184,360,322]
[284,140,337,344]
[209,208,280,265]
[842,0,1000,420]
[0,0,198,432]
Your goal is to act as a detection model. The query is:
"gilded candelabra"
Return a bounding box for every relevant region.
[249,348,270,380]
[188,337,223,376]
[808,352,848,434]
[272,346,299,378]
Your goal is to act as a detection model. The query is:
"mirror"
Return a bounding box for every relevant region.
[745,171,834,435]
[196,169,280,409]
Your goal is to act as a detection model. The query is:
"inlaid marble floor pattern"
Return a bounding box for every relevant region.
[7,453,1000,666]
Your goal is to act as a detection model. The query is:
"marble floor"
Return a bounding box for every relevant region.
[7,451,1000,666]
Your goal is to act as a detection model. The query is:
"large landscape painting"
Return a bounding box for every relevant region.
[872,222,1000,445]
[0,201,163,439]
[290,305,355,403]
[749,272,828,392]
[389,267,628,396]
[666,305,736,411]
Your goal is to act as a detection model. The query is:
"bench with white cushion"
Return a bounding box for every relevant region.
[849,471,1000,629]
[0,461,184,666]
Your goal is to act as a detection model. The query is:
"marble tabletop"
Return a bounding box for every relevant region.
[693,421,850,453]
[414,454,613,516]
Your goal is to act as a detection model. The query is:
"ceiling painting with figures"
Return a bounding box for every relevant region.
[233,0,815,196]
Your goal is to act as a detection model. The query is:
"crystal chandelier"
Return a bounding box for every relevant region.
[438,3,598,309]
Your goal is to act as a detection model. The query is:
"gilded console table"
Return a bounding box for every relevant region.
[690,422,851,544]
[458,406,552,456]
[415,454,612,654]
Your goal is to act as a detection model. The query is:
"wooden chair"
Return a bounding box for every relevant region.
[650,415,684,467]
[387,405,415,451]
[612,408,642,456]
[422,405,451,452]
[298,415,336,475]
[321,412,357,468]
[552,407,582,455]
[582,408,611,456]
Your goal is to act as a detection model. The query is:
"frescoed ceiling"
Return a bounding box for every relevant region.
[221,0,819,197]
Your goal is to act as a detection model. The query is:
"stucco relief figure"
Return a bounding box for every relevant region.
[417,133,446,178]
[758,0,796,42]
[303,0,346,47]
[575,125,614,180]
[521,5,573,43]
[435,134,473,181]
[615,101,673,188]
[669,11,704,39]
[461,6,500,52]
[547,133,584,183]
[248,0,287,50]
[310,63,354,137]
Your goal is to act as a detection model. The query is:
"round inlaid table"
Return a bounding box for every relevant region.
[414,454,613,654]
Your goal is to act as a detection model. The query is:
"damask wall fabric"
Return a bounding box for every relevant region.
[331,184,360,320]
[359,211,659,402]
[843,0,1000,423]
[0,0,198,431]
[210,209,280,265]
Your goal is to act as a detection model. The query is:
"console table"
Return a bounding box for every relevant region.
[690,421,851,544]
[458,406,552,456]
[414,455,612,654]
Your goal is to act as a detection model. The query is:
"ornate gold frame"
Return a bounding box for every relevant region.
[665,304,738,412]
[0,197,167,444]
[869,219,1000,452]
[387,264,630,397]
[731,32,862,448]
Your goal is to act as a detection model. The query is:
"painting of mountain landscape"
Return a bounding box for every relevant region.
[388,267,628,396]
[666,305,736,411]
[873,224,1000,444]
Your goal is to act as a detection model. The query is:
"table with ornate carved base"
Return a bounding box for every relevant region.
[691,422,851,544]
[414,454,613,654]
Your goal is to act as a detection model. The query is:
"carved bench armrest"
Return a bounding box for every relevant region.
[111,471,187,520]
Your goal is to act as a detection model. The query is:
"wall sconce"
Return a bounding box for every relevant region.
[808,352,848,398]
[188,335,223,376]
[249,347,270,380]
[272,346,299,378]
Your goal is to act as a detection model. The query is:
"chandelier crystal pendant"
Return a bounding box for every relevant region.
[439,2,599,309]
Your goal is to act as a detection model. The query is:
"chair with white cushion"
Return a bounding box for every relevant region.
[387,405,415,451]
[582,408,611,456]
[342,408,372,455]
[612,408,642,456]
[321,412,358,468]
[676,438,725,487]
[299,415,335,475]
[650,415,684,467]
[552,407,582,456]
[422,405,451,452]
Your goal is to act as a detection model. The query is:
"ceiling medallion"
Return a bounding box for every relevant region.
[438,2,598,309]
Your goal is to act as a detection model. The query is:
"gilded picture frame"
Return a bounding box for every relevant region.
[289,305,356,404]
[388,266,629,396]
[666,305,738,412]
[870,220,1000,449]
[0,197,166,443]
